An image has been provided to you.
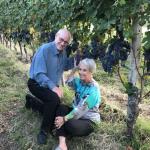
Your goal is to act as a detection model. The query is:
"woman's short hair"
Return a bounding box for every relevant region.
[79,58,96,73]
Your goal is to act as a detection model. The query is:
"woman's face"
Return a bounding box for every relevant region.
[78,63,92,82]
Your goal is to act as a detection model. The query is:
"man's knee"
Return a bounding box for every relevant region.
[45,97,60,107]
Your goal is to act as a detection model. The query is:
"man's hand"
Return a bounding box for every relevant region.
[55,116,65,129]
[52,87,63,98]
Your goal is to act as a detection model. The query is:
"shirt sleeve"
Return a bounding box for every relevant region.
[65,100,89,120]
[64,55,75,71]
[85,87,101,109]
[33,47,56,90]
[65,87,101,120]
[35,73,55,90]
[66,77,79,91]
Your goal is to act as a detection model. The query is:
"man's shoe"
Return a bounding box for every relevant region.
[25,94,32,109]
[37,130,48,145]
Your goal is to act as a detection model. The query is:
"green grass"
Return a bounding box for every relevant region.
[136,118,150,134]
[0,44,150,150]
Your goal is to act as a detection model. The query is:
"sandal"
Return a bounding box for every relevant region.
[54,146,62,150]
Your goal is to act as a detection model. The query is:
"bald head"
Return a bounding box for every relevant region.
[55,28,72,51]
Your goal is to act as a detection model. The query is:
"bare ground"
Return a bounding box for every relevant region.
[101,86,150,120]
[0,108,19,150]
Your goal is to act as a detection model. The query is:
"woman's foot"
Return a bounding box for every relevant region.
[57,136,68,150]
[58,143,68,150]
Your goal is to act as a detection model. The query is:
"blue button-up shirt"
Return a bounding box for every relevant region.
[29,41,74,89]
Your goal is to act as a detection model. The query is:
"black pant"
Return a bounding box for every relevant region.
[27,79,60,132]
[55,104,95,137]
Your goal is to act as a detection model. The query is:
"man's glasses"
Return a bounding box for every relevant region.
[59,37,69,45]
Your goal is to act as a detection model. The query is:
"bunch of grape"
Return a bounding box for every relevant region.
[82,44,91,59]
[101,37,130,73]
[91,38,99,59]
[65,37,79,58]
[16,30,33,44]
[22,30,33,44]
[102,53,117,73]
[11,31,18,41]
[48,31,57,42]
[75,50,82,66]
[40,31,49,43]
[81,37,105,60]
[144,48,150,72]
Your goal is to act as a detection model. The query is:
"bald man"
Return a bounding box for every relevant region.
[25,29,74,144]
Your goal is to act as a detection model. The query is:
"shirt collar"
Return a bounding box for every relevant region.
[80,79,94,87]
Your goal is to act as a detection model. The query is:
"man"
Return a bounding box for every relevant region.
[25,29,74,144]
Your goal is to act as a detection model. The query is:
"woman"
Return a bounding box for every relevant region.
[54,58,101,150]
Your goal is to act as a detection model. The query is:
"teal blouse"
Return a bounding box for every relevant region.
[66,77,101,123]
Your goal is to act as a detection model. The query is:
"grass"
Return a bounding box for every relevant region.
[0,44,150,150]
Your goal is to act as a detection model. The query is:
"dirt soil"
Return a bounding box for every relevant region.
[0,105,19,150]
[101,86,150,120]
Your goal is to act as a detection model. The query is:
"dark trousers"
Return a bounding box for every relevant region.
[55,104,95,137]
[27,79,60,132]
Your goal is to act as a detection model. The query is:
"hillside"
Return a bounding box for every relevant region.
[0,44,150,150]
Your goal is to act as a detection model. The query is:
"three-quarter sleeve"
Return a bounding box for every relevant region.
[65,85,100,120]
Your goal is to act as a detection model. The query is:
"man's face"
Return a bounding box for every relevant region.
[55,32,70,51]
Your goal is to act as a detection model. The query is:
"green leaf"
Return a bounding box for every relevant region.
[86,7,97,18]
[119,0,126,5]
[139,20,146,26]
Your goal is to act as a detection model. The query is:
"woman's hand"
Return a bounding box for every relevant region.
[65,67,78,83]
[55,116,65,129]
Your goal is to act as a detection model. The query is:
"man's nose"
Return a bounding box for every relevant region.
[62,42,66,45]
